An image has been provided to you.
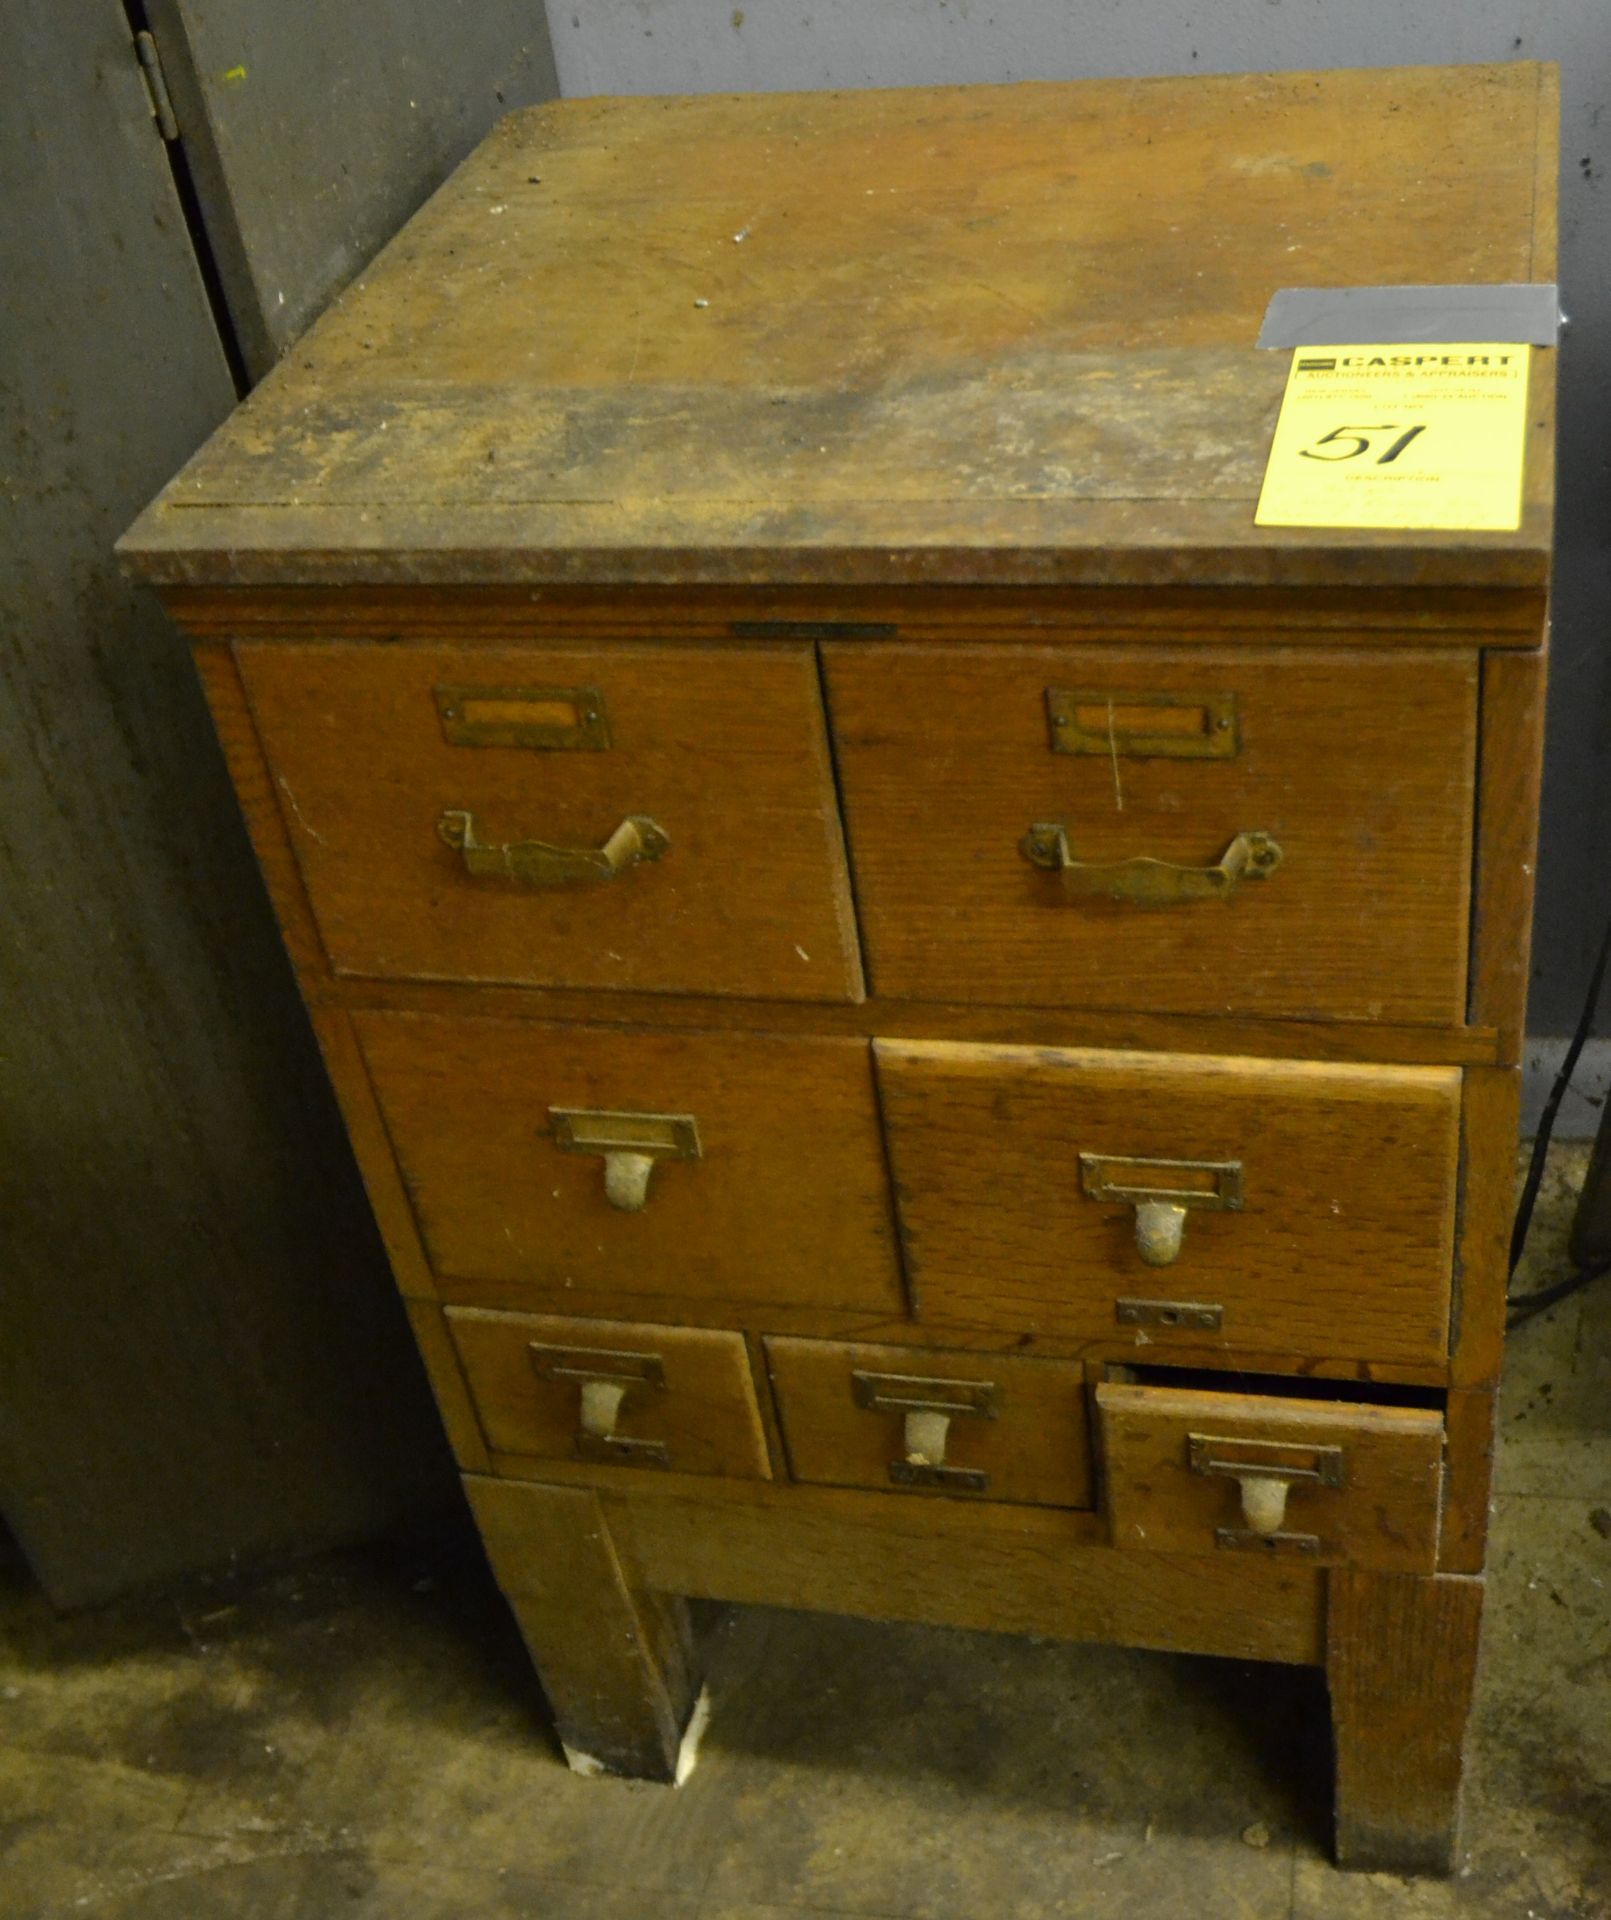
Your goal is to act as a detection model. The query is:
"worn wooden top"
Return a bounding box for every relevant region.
[122,64,1557,592]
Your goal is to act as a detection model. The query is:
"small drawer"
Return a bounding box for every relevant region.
[875,1039,1461,1366]
[238,640,861,1001]
[1096,1380,1444,1572]
[448,1308,772,1479]
[357,1013,905,1314]
[766,1337,1094,1508]
[825,643,1475,1023]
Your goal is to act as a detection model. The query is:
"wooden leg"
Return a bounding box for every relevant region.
[1327,1569,1483,1875]
[464,1474,700,1782]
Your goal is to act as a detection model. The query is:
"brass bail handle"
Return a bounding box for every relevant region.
[1021,825,1283,907]
[438,808,669,888]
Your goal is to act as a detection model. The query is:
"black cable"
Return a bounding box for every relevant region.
[1509,906,1611,1278]
[1508,1259,1611,1331]
[1505,902,1611,1330]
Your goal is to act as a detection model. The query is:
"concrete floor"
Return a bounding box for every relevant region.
[4,1144,1608,1919]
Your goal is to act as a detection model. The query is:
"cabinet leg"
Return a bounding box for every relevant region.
[465,1475,701,1782]
[1326,1568,1483,1875]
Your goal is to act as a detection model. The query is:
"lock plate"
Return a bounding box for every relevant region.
[1214,1527,1323,1557]
[1115,1298,1225,1332]
[888,1459,990,1493]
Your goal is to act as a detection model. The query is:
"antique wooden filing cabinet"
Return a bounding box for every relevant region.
[122,64,1557,1874]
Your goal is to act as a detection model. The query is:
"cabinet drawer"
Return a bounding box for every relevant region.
[1096,1381,1444,1572]
[825,644,1476,1022]
[875,1039,1461,1366]
[239,640,861,1001]
[449,1309,771,1479]
[357,1014,905,1314]
[767,1337,1093,1509]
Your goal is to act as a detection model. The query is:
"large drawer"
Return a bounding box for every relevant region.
[1097,1380,1444,1573]
[239,640,862,1001]
[357,1014,905,1314]
[875,1039,1461,1366]
[450,1308,771,1479]
[824,643,1477,1022]
[766,1336,1094,1509]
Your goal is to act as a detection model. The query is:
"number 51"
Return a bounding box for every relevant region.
[1299,424,1428,464]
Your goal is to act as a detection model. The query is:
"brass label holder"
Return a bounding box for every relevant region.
[851,1370,1000,1494]
[1080,1153,1244,1268]
[528,1341,669,1467]
[550,1107,700,1212]
[1189,1432,1346,1541]
[1046,687,1239,759]
[435,684,610,751]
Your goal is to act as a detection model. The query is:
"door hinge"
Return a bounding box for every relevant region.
[134,29,180,142]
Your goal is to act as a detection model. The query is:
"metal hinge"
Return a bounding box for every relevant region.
[134,30,180,142]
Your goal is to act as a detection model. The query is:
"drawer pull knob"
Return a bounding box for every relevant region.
[1188,1432,1346,1538]
[1021,824,1283,907]
[1080,1154,1244,1268]
[1134,1199,1187,1267]
[528,1341,671,1467]
[438,807,669,888]
[549,1108,701,1212]
[850,1369,999,1494]
[1236,1473,1290,1536]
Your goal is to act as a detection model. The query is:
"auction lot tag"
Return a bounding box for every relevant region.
[1255,343,1531,531]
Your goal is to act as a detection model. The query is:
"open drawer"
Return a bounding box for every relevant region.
[1096,1378,1444,1573]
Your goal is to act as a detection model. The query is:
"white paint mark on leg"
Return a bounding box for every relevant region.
[674,1685,713,1787]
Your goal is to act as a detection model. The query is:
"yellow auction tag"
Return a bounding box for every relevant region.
[1255,343,1531,531]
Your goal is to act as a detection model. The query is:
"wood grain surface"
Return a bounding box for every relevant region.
[120,66,1555,590]
[448,1307,771,1480]
[609,1476,1324,1666]
[828,644,1477,1024]
[466,1476,700,1781]
[237,639,861,1002]
[355,1013,905,1312]
[1327,1569,1484,1873]
[1097,1382,1444,1575]
[765,1336,1093,1510]
[876,1040,1461,1366]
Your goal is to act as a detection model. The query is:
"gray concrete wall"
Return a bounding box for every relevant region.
[546,2,1611,1063]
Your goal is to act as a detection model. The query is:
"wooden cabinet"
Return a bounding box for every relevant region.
[122,63,1556,1879]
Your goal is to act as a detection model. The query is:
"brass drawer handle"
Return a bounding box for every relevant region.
[1021,825,1282,906]
[851,1369,999,1493]
[1188,1432,1345,1537]
[528,1341,670,1467]
[549,1107,701,1212]
[438,808,668,888]
[1081,1153,1243,1268]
